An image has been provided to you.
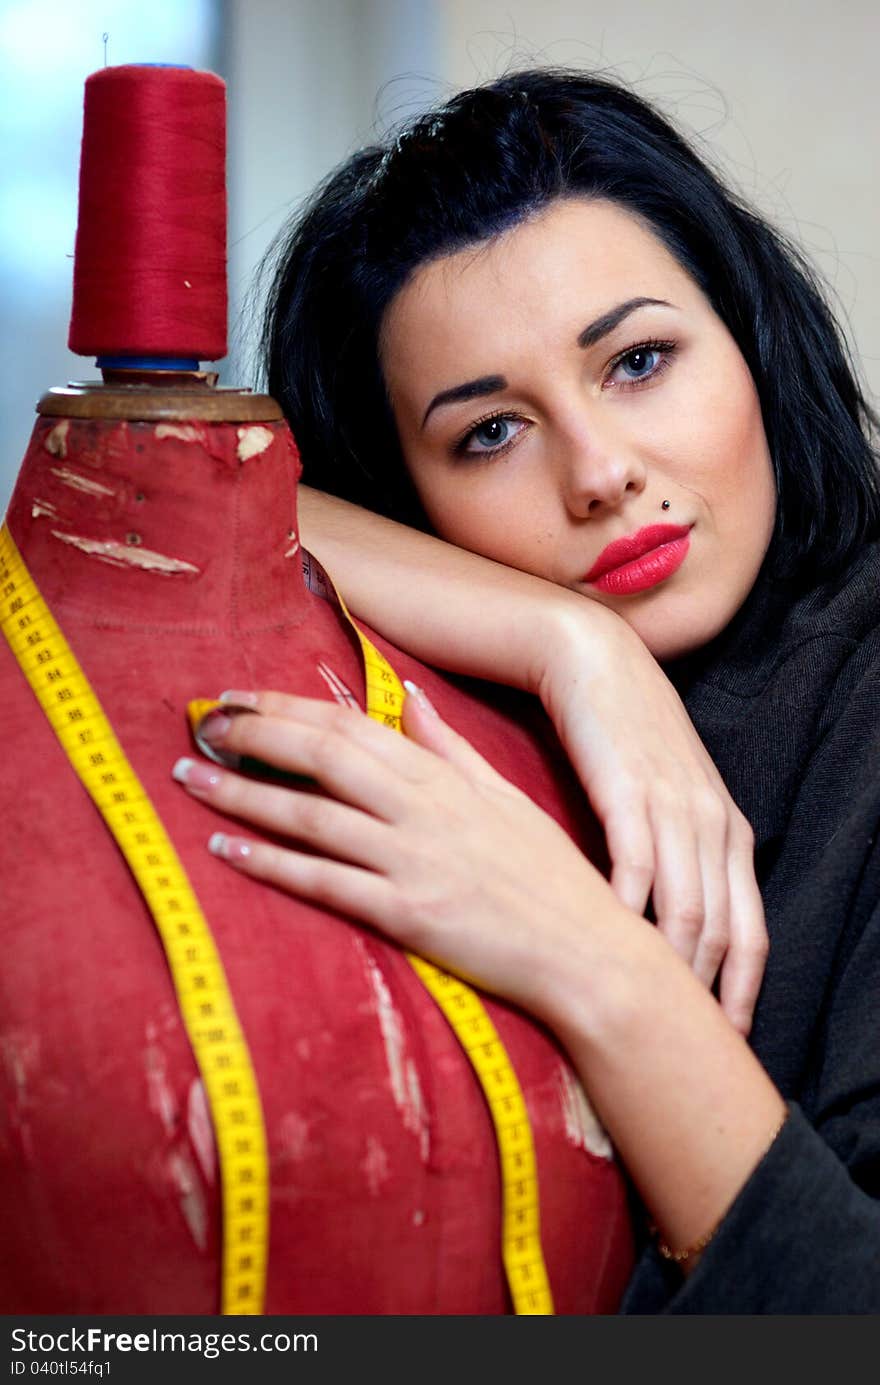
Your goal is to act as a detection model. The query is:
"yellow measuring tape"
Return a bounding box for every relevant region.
[1,520,554,1315]
[0,522,268,1315]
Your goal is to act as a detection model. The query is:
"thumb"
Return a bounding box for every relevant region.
[401,680,500,780]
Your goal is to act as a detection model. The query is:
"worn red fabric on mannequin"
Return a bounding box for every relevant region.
[0,413,634,1313]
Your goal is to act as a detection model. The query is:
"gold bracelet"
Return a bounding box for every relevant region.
[652,1108,789,1264]
[655,1223,717,1264]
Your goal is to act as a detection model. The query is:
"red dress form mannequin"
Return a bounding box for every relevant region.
[0,396,634,1313]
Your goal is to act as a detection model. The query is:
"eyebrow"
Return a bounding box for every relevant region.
[576,296,673,349]
[421,374,507,429]
[420,296,674,428]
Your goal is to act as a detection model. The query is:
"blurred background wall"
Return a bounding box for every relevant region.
[1,0,877,513]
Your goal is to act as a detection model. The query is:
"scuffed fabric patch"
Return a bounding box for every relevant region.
[154,424,205,445]
[360,1134,391,1197]
[187,1079,217,1186]
[144,1027,179,1138]
[43,420,70,458]
[49,467,116,498]
[1,1030,40,1161]
[557,1063,613,1160]
[236,426,273,462]
[167,1148,209,1251]
[50,531,200,575]
[357,939,431,1162]
[31,499,60,521]
[275,1110,315,1166]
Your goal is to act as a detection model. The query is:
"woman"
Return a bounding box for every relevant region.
[173,71,880,1310]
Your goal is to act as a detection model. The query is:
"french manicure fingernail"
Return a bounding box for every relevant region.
[199,711,232,742]
[208,832,252,862]
[219,689,259,708]
[403,679,438,716]
[172,757,221,790]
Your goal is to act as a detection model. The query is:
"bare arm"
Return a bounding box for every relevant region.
[298,485,766,1035]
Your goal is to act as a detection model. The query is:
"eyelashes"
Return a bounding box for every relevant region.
[452,412,528,459]
[450,338,678,460]
[606,339,677,390]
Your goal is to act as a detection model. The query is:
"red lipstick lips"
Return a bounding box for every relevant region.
[584,523,692,595]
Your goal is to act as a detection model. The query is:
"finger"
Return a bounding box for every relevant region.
[207,831,403,932]
[215,688,519,801]
[603,799,655,916]
[717,822,767,1036]
[213,691,497,798]
[690,805,732,989]
[401,681,518,789]
[219,688,358,721]
[648,807,705,965]
[220,690,433,778]
[173,756,394,869]
[199,706,417,818]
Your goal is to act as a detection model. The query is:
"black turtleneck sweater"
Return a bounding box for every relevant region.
[622,539,880,1312]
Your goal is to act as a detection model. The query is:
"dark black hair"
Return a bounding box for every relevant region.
[263,67,879,579]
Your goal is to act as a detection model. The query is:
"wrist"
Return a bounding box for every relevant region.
[535,891,658,1048]
[528,590,626,706]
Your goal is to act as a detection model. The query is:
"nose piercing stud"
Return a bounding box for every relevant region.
[661,499,671,511]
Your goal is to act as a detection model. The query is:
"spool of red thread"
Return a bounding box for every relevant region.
[68,64,227,364]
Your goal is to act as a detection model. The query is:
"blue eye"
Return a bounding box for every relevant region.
[618,347,661,378]
[457,414,527,457]
[473,417,514,447]
[607,340,676,389]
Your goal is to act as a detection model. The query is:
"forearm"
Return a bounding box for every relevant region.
[297,485,623,695]
[538,906,787,1267]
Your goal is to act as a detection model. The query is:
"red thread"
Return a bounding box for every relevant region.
[68,65,227,361]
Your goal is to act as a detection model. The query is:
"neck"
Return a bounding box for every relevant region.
[5,412,311,633]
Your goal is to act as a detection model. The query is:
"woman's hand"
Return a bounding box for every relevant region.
[173,685,788,1258]
[532,602,766,1036]
[172,688,632,1017]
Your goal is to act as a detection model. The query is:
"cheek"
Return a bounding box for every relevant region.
[406,463,463,534]
[676,364,775,528]
[413,467,564,581]
[717,392,776,541]
[416,473,516,556]
[407,458,505,544]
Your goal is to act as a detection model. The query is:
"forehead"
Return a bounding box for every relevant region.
[380,198,701,399]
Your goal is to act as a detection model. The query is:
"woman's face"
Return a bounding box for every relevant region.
[380,198,777,660]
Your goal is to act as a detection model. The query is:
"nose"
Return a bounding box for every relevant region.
[555,420,647,518]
